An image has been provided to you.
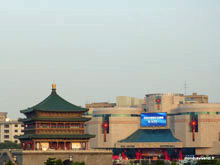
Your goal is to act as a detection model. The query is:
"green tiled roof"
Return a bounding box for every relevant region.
[16,134,95,140]
[19,117,90,123]
[20,89,88,114]
[120,129,180,143]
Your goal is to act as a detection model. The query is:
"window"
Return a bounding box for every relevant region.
[15,130,18,133]
[65,124,70,128]
[4,135,9,139]
[41,123,50,128]
[15,124,18,127]
[219,132,220,141]
[4,130,9,133]
[57,123,64,128]
[70,124,80,128]
[21,130,24,132]
[15,140,18,144]
[4,124,9,128]
[51,123,56,128]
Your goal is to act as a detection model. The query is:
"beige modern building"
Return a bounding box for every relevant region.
[170,103,220,155]
[144,93,185,113]
[116,96,144,107]
[0,119,24,143]
[86,93,220,158]
[0,112,7,122]
[86,96,143,149]
[185,92,208,103]
[85,102,116,116]
[87,107,142,149]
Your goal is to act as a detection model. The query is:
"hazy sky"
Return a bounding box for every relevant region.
[0,0,220,119]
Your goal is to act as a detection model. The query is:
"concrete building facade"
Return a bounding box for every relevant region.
[144,93,185,113]
[116,96,144,107]
[87,107,142,149]
[170,103,220,155]
[86,93,220,158]
[185,92,208,103]
[0,120,24,143]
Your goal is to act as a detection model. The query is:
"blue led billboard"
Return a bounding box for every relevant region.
[141,113,167,127]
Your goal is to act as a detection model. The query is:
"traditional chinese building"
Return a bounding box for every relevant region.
[17,84,95,151]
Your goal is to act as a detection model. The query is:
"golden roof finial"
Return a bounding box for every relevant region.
[52,83,56,90]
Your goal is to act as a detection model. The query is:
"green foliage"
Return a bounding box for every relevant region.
[45,157,85,165]
[44,158,56,165]
[170,162,176,165]
[0,141,21,149]
[197,159,217,165]
[55,159,63,165]
[73,162,85,165]
[155,160,165,165]
[5,160,14,165]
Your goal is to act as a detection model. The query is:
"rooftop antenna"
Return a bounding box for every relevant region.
[184,81,188,95]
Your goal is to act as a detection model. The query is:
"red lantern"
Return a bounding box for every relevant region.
[190,119,197,141]
[102,121,108,142]
[156,97,161,110]
[156,98,161,104]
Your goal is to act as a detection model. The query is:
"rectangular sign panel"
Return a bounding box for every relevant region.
[141,113,167,127]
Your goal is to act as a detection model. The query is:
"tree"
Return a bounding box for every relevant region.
[0,141,21,149]
[5,160,14,165]
[45,158,65,165]
[44,158,56,165]
[55,159,63,165]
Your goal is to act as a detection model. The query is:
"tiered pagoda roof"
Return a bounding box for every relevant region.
[21,84,87,114]
[119,129,180,143]
[17,84,95,151]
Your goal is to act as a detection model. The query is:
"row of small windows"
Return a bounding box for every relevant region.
[4,129,20,133]
[169,112,220,116]
[36,123,83,129]
[93,112,220,118]
[4,124,23,128]
[93,114,140,117]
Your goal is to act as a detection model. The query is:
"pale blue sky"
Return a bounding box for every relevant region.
[0,0,220,118]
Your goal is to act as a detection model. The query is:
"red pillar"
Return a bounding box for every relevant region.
[80,143,83,150]
[32,142,35,150]
[179,149,183,160]
[86,142,88,150]
[164,149,168,160]
[136,151,140,160]
[122,149,126,160]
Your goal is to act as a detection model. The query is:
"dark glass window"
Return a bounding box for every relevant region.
[4,130,9,133]
[51,123,56,128]
[65,123,70,128]
[57,123,64,128]
[4,125,9,128]
[15,124,18,127]
[4,135,9,139]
